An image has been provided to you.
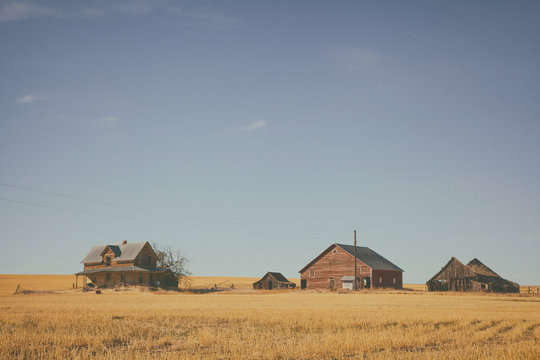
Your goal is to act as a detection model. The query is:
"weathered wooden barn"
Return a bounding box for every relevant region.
[75,241,173,288]
[299,243,404,290]
[426,257,519,293]
[253,272,296,290]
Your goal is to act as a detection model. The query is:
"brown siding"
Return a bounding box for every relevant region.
[134,243,157,267]
[300,245,371,289]
[371,269,403,289]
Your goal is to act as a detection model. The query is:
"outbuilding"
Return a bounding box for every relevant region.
[426,257,519,293]
[253,272,296,290]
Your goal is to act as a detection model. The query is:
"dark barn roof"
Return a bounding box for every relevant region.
[299,243,404,273]
[337,244,404,272]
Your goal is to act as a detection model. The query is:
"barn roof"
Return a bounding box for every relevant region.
[80,242,149,264]
[336,244,404,272]
[426,257,515,285]
[298,243,404,273]
[466,258,499,278]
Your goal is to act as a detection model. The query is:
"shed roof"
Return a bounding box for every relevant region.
[81,242,148,264]
[253,272,293,285]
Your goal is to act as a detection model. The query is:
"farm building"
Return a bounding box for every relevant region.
[253,272,296,290]
[299,243,404,290]
[75,241,175,288]
[426,257,519,293]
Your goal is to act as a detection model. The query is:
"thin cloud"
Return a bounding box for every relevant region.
[96,116,120,128]
[0,1,237,30]
[17,94,47,103]
[332,46,381,71]
[184,11,239,31]
[0,1,154,22]
[0,2,54,22]
[234,120,267,132]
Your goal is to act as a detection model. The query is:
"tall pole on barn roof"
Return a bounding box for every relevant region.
[354,230,357,291]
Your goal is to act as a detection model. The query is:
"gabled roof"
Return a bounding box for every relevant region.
[81,241,149,264]
[298,243,404,273]
[337,244,404,272]
[427,257,510,284]
[253,272,293,285]
[427,257,476,283]
[467,258,499,278]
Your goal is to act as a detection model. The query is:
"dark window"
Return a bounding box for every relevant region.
[300,279,307,289]
[138,255,143,264]
[106,273,111,281]
[147,256,152,266]
[105,256,111,266]
[149,273,153,284]
[139,273,143,284]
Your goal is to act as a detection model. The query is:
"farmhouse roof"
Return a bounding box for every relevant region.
[299,243,404,273]
[80,241,148,263]
[75,265,164,275]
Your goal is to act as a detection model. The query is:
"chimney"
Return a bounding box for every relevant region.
[122,240,127,245]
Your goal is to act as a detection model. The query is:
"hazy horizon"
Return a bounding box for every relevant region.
[1,1,539,284]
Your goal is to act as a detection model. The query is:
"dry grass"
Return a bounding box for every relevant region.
[1,275,539,359]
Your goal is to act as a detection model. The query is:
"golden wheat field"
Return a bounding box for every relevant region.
[1,275,539,359]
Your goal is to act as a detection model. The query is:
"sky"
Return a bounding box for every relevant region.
[1,1,539,284]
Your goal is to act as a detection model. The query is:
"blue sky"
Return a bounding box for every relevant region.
[1,1,539,284]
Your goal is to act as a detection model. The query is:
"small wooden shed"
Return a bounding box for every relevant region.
[253,272,296,290]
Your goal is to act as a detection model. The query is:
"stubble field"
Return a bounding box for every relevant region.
[1,275,539,359]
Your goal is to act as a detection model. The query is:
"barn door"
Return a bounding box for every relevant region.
[300,279,307,289]
[268,280,273,290]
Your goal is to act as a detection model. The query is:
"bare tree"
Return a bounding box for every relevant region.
[152,243,191,288]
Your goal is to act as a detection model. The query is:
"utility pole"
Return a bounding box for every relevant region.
[354,230,357,291]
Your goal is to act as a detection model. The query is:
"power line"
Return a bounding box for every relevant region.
[0,196,332,241]
[0,183,306,232]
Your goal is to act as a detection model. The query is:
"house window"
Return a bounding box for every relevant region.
[138,255,143,264]
[379,277,382,283]
[149,273,153,284]
[329,278,335,289]
[332,249,337,255]
[393,278,396,285]
[139,273,143,284]
[147,256,152,266]
[105,256,111,266]
[106,273,111,281]
[310,269,316,278]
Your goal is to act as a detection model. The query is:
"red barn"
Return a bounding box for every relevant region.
[299,243,404,290]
